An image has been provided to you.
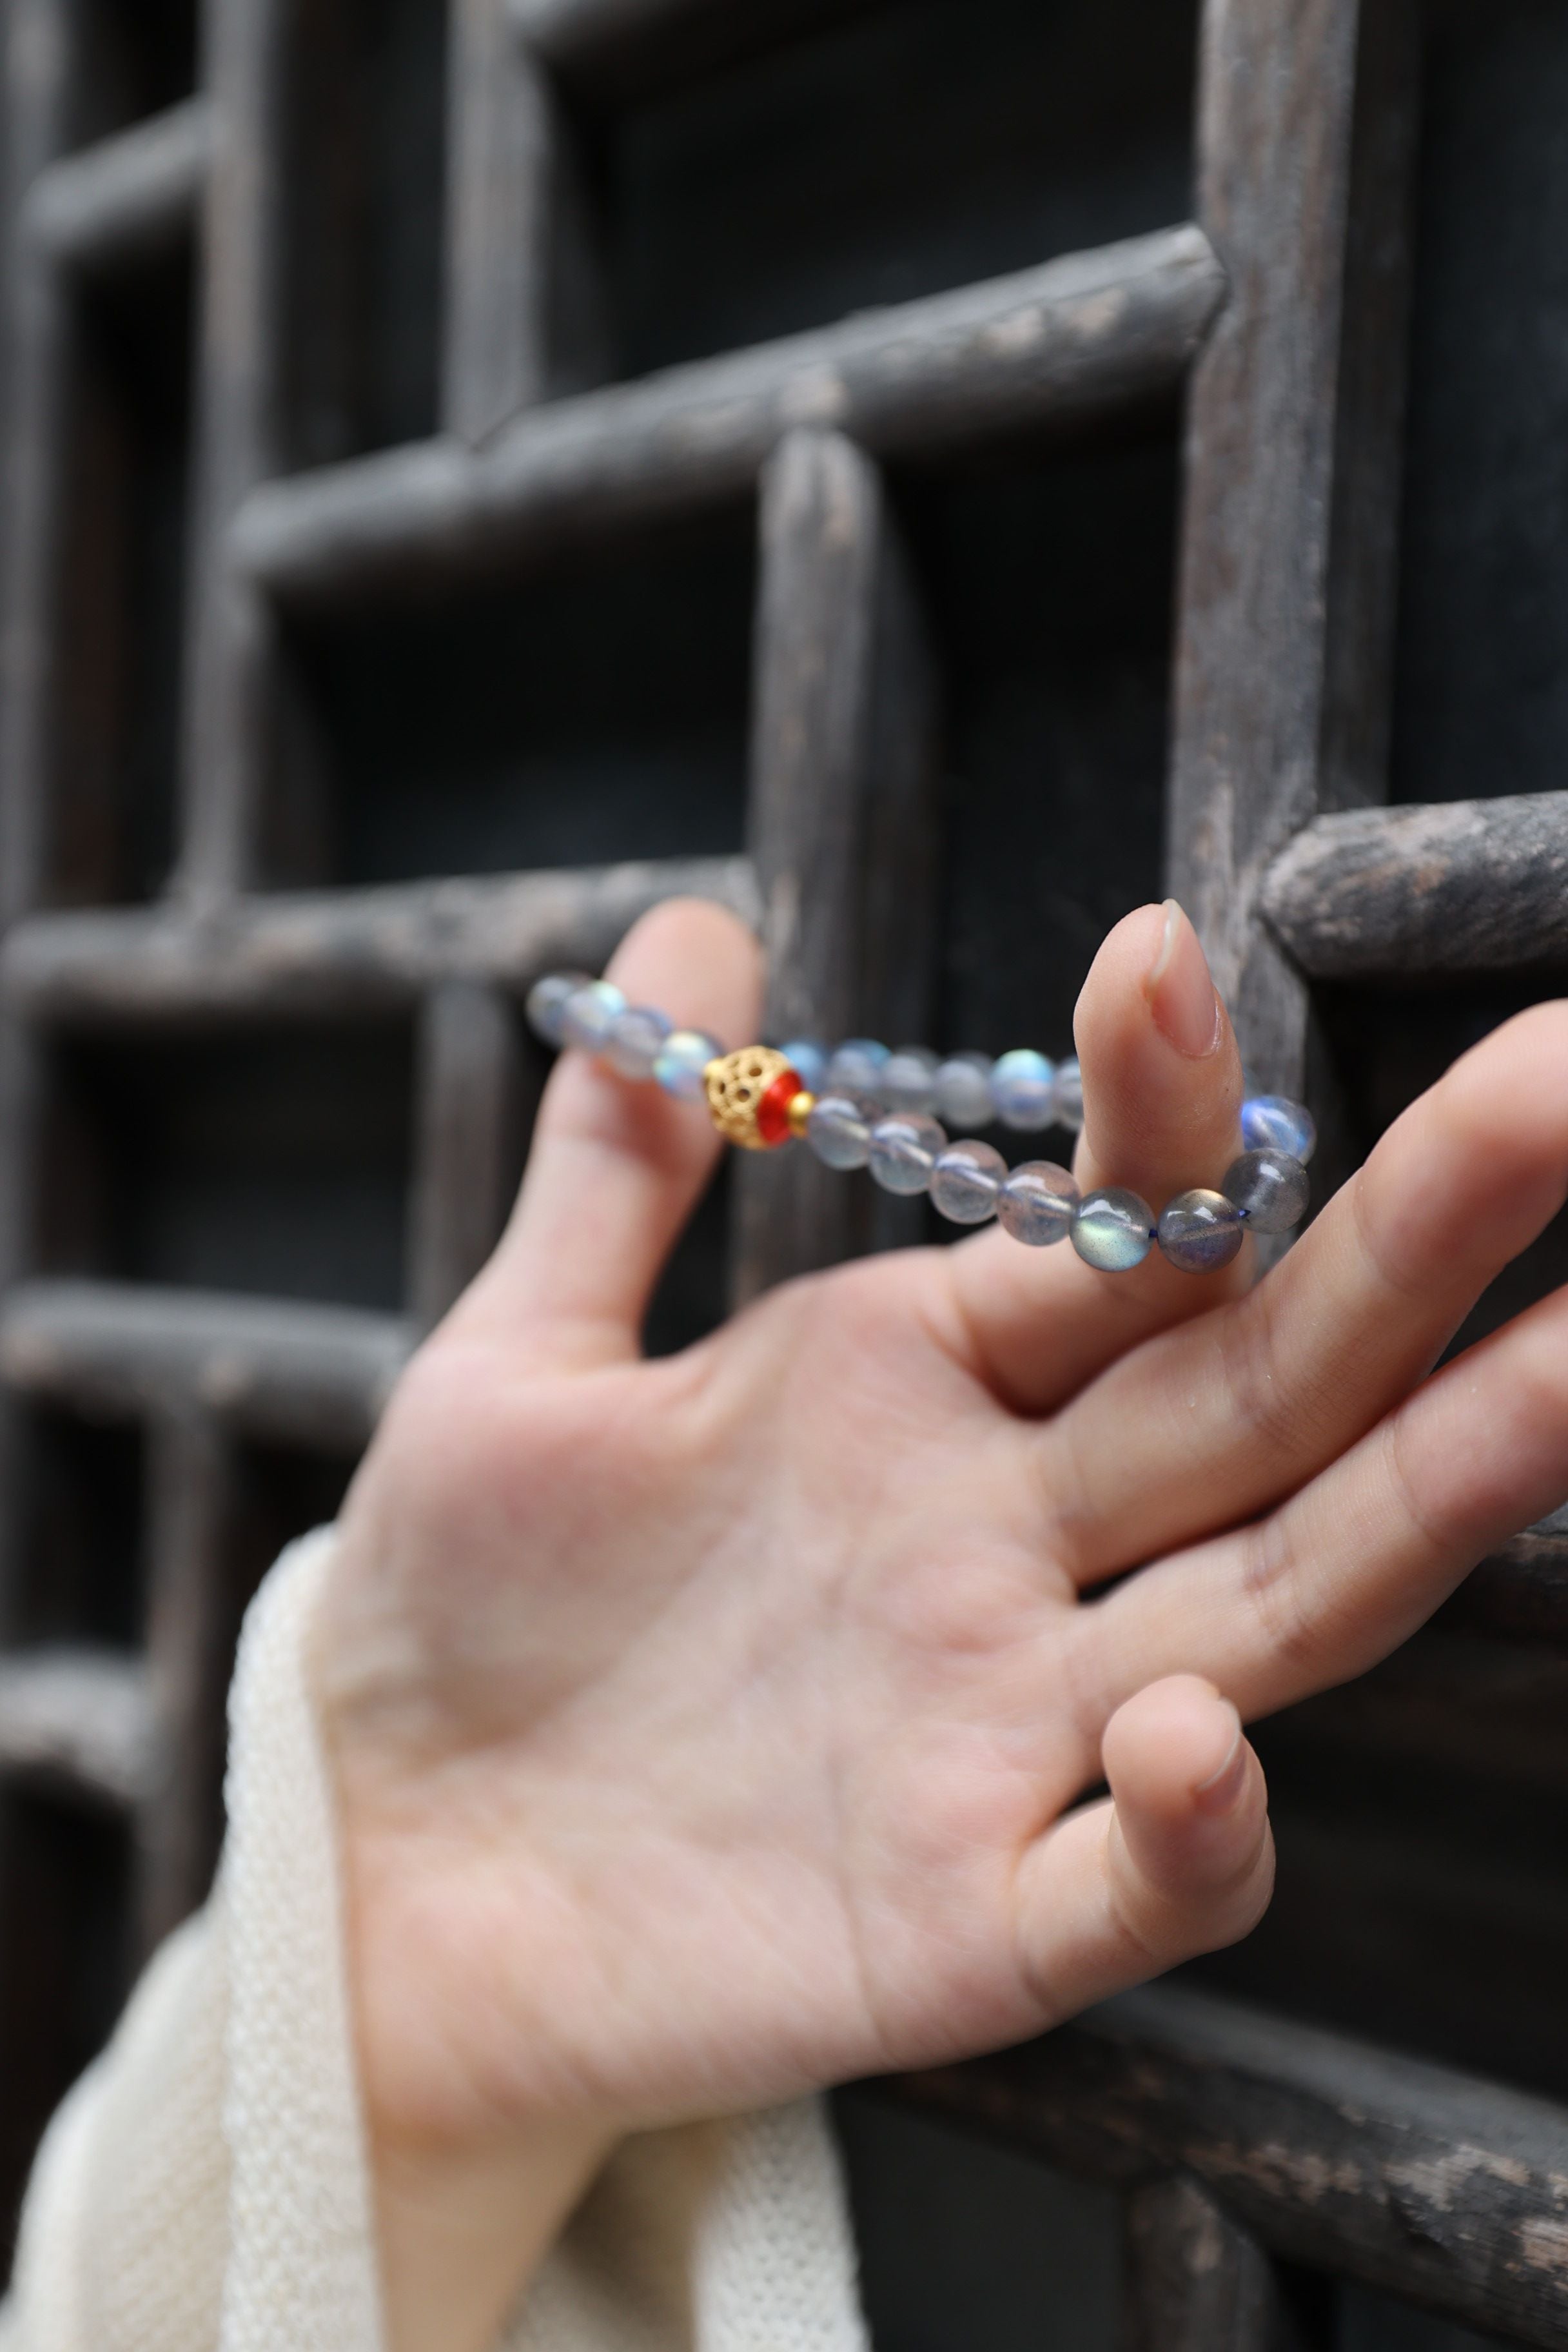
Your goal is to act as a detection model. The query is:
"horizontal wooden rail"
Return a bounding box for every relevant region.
[0,1648,153,1808]
[25,99,210,277]
[894,1983,1568,2346]
[1442,1525,1568,1649]
[0,1282,412,1451]
[1260,792,1568,980]
[233,225,1224,609]
[2,857,756,1026]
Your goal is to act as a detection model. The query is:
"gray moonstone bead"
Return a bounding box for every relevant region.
[1157,1187,1244,1273]
[868,1113,946,1194]
[561,979,627,1051]
[930,1139,1006,1224]
[996,1160,1079,1246]
[526,970,593,1046]
[881,1048,940,1114]
[1072,1187,1154,1271]
[990,1048,1057,1130]
[934,1054,995,1130]
[1223,1147,1309,1235]
[825,1039,890,1099]
[1052,1056,1084,1132]
[807,1093,875,1170]
[603,1004,672,1079]
[1240,1094,1317,1163]
[654,1028,723,1101]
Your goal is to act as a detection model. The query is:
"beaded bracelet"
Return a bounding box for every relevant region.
[527,972,1315,1275]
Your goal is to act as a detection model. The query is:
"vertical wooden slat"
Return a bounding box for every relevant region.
[1122,2175,1294,2352]
[444,0,608,441]
[407,978,532,1329]
[733,424,941,1301]
[1169,0,1419,1102]
[178,0,289,898]
[137,1404,244,1950]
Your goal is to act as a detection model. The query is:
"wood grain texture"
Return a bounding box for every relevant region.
[407,979,533,1328]
[26,96,208,277]
[1122,2176,1293,2352]
[1168,0,1418,1102]
[1262,792,1568,979]
[0,1648,153,1809]
[234,225,1226,609]
[0,1279,411,1449]
[732,428,939,1298]
[3,856,759,1024]
[897,1981,1568,2346]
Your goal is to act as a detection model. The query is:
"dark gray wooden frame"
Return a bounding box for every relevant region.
[2,0,1567,2337]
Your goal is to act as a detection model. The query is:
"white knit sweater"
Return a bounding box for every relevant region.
[0,1533,870,2352]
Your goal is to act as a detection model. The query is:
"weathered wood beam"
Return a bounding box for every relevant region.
[2,857,758,1027]
[1260,792,1568,980]
[732,428,939,1297]
[1170,0,1419,1108]
[26,98,210,279]
[896,1982,1568,2347]
[0,1281,412,1451]
[0,1647,153,1810]
[233,226,1225,611]
[407,981,533,1329]
[1122,2175,1293,2352]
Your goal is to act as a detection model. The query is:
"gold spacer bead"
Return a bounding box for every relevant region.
[787,1090,816,1141]
[703,1046,795,1151]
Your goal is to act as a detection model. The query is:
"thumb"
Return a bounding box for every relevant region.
[1014,1676,1275,2028]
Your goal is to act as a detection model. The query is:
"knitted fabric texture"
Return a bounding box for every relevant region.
[0,1531,870,2352]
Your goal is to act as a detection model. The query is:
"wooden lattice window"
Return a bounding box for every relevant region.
[1,0,1566,2342]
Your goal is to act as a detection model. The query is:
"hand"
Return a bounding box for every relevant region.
[318,897,1568,2352]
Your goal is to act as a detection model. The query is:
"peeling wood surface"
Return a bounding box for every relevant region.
[2,859,759,1026]
[0,1280,411,1450]
[1122,2175,1293,2352]
[1262,792,1568,979]
[896,1983,1568,2347]
[233,226,1225,609]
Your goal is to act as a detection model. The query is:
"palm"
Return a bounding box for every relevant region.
[319,899,1568,2160]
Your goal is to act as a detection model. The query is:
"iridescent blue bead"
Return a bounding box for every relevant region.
[603,1004,672,1079]
[868,1113,946,1195]
[1052,1057,1084,1132]
[881,1048,940,1114]
[991,1049,1057,1130]
[526,971,593,1047]
[997,1160,1079,1246]
[930,1139,1006,1224]
[654,1028,723,1102]
[778,1039,828,1095]
[561,979,627,1052]
[1157,1188,1244,1274]
[1223,1147,1309,1235]
[1240,1095,1317,1164]
[1072,1188,1155,1271]
[934,1054,995,1130]
[826,1039,890,1099]
[807,1093,874,1171]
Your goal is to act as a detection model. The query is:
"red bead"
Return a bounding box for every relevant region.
[756,1068,802,1148]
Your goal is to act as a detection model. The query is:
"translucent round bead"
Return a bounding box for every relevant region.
[808,1093,874,1171]
[997,1159,1079,1246]
[934,1054,995,1130]
[1157,1188,1244,1274]
[1052,1056,1084,1132]
[826,1039,890,1099]
[1073,1187,1154,1271]
[654,1028,723,1102]
[1223,1146,1309,1235]
[603,1004,672,1079]
[881,1047,940,1114]
[930,1139,1006,1224]
[778,1038,828,1095]
[1241,1095,1317,1164]
[868,1113,946,1195]
[561,979,627,1052]
[526,970,593,1047]
[991,1049,1057,1130]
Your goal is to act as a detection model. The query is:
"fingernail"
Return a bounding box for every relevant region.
[1193,1728,1247,1816]
[1145,900,1222,1059]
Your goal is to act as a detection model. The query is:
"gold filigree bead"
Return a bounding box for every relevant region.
[703,1046,799,1151]
[787,1090,816,1141]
